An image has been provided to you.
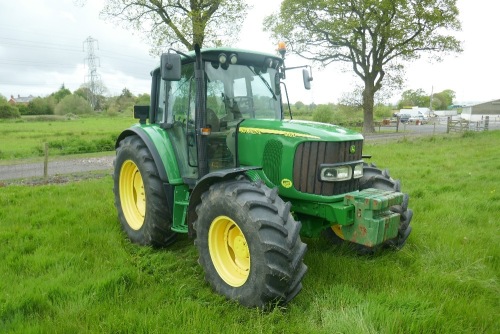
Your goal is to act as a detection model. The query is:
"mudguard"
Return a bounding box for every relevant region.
[186,166,261,237]
[116,126,182,217]
[116,126,182,184]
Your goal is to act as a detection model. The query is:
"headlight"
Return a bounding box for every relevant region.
[320,165,352,181]
[319,162,364,182]
[353,163,363,179]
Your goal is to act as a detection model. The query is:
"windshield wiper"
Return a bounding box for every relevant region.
[247,66,277,101]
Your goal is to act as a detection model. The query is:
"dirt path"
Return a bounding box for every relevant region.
[0,156,114,181]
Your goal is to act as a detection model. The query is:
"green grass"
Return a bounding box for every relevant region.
[0,115,136,160]
[1,131,499,333]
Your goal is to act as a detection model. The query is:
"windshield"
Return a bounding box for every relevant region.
[205,62,282,121]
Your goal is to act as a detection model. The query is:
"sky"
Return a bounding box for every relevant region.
[0,0,498,106]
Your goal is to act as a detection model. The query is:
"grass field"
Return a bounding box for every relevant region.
[0,115,136,161]
[1,130,499,333]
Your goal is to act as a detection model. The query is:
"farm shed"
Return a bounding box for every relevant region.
[434,110,458,117]
[461,99,500,122]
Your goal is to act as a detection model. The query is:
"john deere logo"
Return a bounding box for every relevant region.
[349,145,356,154]
[281,179,293,188]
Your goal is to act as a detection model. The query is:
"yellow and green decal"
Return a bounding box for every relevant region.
[239,127,320,139]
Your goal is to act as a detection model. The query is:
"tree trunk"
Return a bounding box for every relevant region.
[362,82,375,133]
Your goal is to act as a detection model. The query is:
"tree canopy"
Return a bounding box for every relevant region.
[398,89,429,109]
[51,84,72,103]
[0,98,21,119]
[101,0,249,52]
[398,88,455,110]
[27,97,56,116]
[265,0,462,132]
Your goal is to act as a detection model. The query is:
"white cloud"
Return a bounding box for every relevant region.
[0,0,498,105]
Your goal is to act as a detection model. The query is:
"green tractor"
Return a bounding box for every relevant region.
[113,44,413,308]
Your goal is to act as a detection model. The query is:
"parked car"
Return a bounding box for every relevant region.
[409,115,427,124]
[398,114,411,123]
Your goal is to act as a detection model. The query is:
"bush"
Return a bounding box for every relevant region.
[374,104,393,119]
[55,95,93,115]
[312,105,334,123]
[27,97,55,115]
[47,136,116,155]
[106,110,120,117]
[16,104,29,115]
[0,104,21,119]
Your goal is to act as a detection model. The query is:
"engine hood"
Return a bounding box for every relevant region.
[239,119,364,142]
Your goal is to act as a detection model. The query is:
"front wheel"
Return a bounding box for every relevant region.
[194,178,307,308]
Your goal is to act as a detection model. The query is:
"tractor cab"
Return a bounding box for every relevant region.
[148,48,287,184]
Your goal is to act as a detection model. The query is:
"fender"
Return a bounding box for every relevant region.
[186,166,261,237]
[116,126,183,217]
[116,126,183,184]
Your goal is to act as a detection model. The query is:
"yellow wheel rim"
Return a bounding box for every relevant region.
[332,224,345,239]
[208,216,250,287]
[119,160,146,230]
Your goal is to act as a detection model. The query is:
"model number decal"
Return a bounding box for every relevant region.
[239,127,320,139]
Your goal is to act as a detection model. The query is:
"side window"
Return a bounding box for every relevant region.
[207,80,225,120]
[168,63,194,123]
[155,76,167,123]
[165,62,198,179]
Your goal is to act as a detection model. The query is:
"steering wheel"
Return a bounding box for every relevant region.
[232,97,254,118]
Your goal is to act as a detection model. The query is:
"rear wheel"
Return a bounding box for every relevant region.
[194,178,307,308]
[325,163,413,252]
[113,135,176,247]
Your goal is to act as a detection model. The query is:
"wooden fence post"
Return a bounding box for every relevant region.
[44,143,49,179]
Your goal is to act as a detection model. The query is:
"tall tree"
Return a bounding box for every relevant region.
[265,0,462,133]
[101,0,249,52]
[51,84,72,103]
[397,89,429,109]
[433,89,455,110]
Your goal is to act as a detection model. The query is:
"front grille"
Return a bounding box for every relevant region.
[262,139,283,185]
[293,140,363,196]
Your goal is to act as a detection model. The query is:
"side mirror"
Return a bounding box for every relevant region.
[161,52,181,81]
[134,105,149,124]
[302,68,313,90]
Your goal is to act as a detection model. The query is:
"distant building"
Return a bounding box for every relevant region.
[461,99,500,122]
[434,110,458,117]
[8,94,35,105]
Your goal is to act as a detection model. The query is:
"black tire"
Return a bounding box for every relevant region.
[194,178,307,308]
[325,163,413,252]
[113,135,176,247]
